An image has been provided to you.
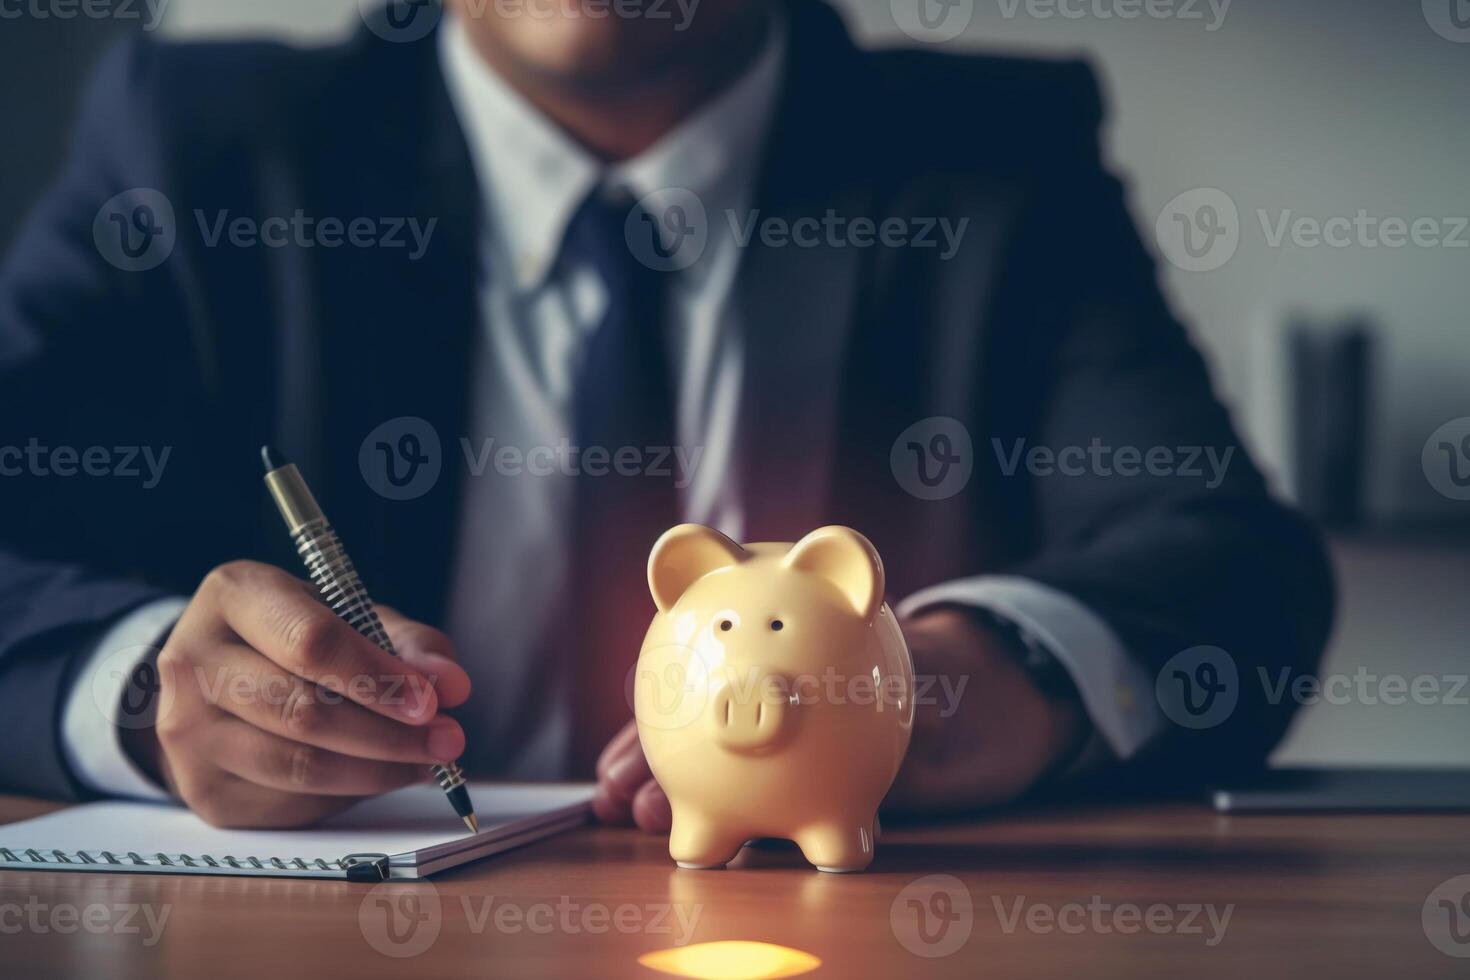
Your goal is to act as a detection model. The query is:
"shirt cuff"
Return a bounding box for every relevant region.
[895,575,1161,761]
[61,597,188,801]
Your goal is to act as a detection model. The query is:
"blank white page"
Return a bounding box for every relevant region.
[0,782,593,868]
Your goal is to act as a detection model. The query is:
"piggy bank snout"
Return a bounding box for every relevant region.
[709,673,790,752]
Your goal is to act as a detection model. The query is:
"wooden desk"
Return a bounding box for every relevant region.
[2,796,1466,979]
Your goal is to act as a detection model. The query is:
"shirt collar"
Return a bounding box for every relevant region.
[439,12,786,291]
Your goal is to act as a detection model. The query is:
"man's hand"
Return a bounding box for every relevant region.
[122,560,472,828]
[591,719,672,831]
[591,606,1089,832]
[885,607,1087,812]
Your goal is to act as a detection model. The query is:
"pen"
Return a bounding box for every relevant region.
[260,445,478,834]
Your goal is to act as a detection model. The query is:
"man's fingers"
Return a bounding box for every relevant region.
[602,733,653,803]
[174,770,357,830]
[378,605,473,709]
[206,561,438,723]
[204,714,429,796]
[596,721,641,781]
[591,783,633,825]
[399,650,471,709]
[591,738,655,824]
[194,640,466,763]
[592,722,648,824]
[631,779,672,834]
[375,604,452,658]
[592,775,672,832]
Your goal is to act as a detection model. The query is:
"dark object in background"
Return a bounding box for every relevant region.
[1211,767,1470,813]
[1290,318,1373,529]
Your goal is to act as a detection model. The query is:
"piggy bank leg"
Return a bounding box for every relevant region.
[668,809,747,870]
[794,818,877,873]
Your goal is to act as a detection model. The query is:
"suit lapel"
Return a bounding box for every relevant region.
[737,1,986,591]
[295,26,481,624]
[736,1,876,543]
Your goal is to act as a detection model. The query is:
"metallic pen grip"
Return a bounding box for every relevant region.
[292,516,466,795]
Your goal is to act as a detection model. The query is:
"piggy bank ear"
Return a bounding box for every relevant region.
[782,526,886,621]
[648,524,748,613]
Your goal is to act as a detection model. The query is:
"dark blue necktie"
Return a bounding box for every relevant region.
[561,188,679,773]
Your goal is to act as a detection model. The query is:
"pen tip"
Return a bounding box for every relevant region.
[464,814,479,834]
[261,445,287,473]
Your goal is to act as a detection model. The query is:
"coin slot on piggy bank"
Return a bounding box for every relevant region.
[635,524,915,873]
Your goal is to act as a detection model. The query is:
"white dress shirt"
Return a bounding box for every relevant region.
[61,13,1159,797]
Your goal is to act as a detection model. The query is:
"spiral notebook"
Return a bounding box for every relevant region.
[0,782,592,881]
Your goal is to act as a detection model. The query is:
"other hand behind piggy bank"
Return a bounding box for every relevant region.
[635,524,914,873]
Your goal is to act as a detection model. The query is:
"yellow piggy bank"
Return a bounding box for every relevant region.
[635,524,914,873]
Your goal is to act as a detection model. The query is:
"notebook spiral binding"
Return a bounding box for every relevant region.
[0,846,391,880]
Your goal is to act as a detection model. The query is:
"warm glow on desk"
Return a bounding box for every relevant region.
[638,940,822,979]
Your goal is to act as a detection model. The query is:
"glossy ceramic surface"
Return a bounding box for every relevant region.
[635,524,915,872]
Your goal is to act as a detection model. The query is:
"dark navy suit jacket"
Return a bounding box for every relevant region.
[0,0,1333,800]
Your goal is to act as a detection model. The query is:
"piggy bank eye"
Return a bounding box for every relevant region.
[719,619,733,632]
[770,620,784,632]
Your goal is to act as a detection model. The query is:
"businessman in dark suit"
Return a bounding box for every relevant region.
[0,0,1331,830]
